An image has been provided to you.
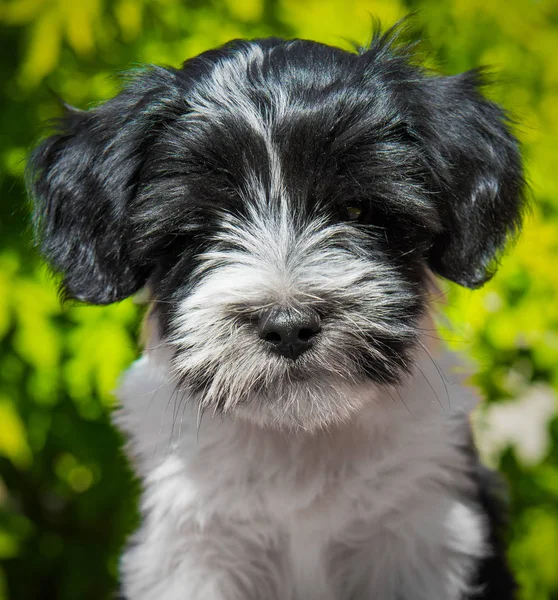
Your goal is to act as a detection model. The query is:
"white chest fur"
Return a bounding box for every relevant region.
[114,343,486,600]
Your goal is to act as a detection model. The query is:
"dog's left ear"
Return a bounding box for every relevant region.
[27,67,185,304]
[415,70,526,288]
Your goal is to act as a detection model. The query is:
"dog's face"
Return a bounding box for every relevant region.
[28,29,525,430]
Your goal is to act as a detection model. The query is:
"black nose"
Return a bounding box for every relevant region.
[258,307,321,360]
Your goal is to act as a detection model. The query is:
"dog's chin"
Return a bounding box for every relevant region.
[193,375,383,433]
[169,335,415,432]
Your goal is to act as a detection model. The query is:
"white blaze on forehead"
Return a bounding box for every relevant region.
[187,45,289,209]
[188,45,289,128]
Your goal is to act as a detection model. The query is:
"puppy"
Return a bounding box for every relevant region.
[28,24,526,600]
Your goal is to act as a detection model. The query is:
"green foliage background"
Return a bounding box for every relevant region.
[0,0,557,598]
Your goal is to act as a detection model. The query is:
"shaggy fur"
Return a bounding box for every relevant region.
[28,23,525,600]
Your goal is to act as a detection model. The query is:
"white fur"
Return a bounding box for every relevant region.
[114,328,486,600]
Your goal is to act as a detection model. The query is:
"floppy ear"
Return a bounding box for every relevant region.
[27,67,186,304]
[416,70,526,288]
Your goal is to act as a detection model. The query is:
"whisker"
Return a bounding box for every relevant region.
[418,339,451,411]
[416,365,444,411]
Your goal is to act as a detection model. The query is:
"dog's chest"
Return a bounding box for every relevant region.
[173,415,482,599]
[180,435,484,600]
[116,352,485,599]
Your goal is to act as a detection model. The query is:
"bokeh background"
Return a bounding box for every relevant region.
[0,0,557,598]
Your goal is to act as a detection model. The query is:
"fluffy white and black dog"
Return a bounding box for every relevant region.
[28,23,526,600]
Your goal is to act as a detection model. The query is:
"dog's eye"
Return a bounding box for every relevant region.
[346,206,362,221]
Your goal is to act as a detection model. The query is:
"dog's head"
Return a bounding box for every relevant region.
[28,26,525,430]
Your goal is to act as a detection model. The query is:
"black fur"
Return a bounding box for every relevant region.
[27,67,186,303]
[467,452,517,599]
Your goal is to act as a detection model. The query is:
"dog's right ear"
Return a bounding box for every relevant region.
[27,67,185,304]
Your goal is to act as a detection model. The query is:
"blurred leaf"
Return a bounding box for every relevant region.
[0,397,32,469]
[18,6,61,88]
